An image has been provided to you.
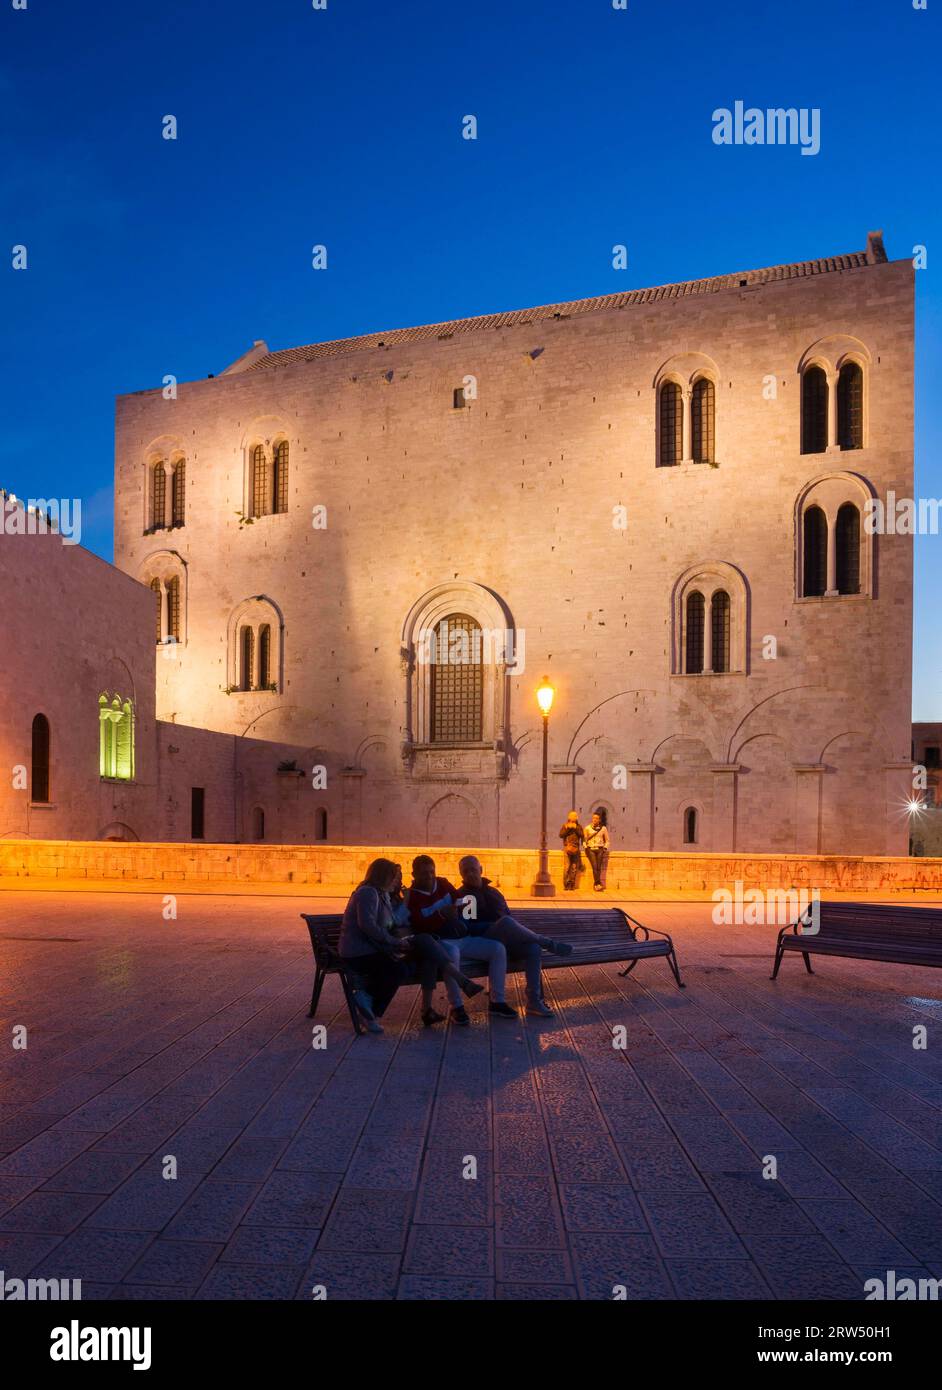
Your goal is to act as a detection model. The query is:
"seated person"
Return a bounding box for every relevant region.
[406,855,516,1024]
[455,855,572,1019]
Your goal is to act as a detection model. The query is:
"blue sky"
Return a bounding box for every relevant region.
[1,0,939,715]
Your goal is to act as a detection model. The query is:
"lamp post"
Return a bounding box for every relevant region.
[531,677,556,897]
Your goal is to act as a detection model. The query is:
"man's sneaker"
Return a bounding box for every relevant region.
[489,1000,518,1019]
[450,1006,470,1027]
[525,998,555,1018]
[543,939,574,956]
[353,990,383,1035]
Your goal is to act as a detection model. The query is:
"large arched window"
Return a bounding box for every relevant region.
[802,506,828,597]
[273,440,289,514]
[430,613,484,742]
[801,366,828,455]
[31,714,50,803]
[658,381,683,466]
[250,444,270,518]
[835,503,861,595]
[710,590,730,673]
[151,462,167,530]
[170,459,186,527]
[239,625,256,691]
[691,377,715,464]
[838,363,863,451]
[684,592,705,674]
[143,559,186,646]
[99,694,134,780]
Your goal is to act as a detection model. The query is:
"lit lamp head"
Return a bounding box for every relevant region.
[536,678,555,717]
[907,798,925,815]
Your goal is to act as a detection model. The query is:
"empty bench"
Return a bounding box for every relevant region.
[771,900,942,980]
[301,907,684,1035]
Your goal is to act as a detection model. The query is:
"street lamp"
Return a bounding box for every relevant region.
[531,677,556,897]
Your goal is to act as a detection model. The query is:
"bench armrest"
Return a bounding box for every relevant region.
[616,910,676,952]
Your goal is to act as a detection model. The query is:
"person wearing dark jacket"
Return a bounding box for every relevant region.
[339,858,482,1032]
[456,855,572,1017]
[559,812,585,890]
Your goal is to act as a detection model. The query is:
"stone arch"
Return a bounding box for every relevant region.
[671,561,750,675]
[794,471,876,599]
[226,595,285,693]
[426,792,481,848]
[139,549,187,646]
[240,414,292,518]
[98,821,139,841]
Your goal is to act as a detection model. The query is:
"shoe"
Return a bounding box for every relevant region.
[352,990,383,1034]
[489,1001,518,1019]
[543,939,574,957]
[421,1007,446,1028]
[525,998,555,1018]
[460,977,485,999]
[594,883,603,892]
[450,1006,470,1027]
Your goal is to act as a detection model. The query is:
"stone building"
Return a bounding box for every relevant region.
[98,231,911,854]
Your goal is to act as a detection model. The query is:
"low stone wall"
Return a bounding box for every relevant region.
[2,838,942,895]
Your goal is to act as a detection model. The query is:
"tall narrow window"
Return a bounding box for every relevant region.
[803,505,828,596]
[191,787,205,840]
[659,381,683,466]
[273,440,289,514]
[99,695,134,780]
[239,626,255,691]
[171,459,186,526]
[314,807,328,841]
[31,714,50,803]
[429,613,483,742]
[167,575,182,642]
[150,577,162,642]
[250,444,269,518]
[252,806,265,841]
[685,591,705,673]
[801,367,828,454]
[258,624,271,688]
[683,807,698,845]
[838,363,863,450]
[151,462,167,529]
[691,378,715,463]
[711,590,730,673]
[836,503,861,595]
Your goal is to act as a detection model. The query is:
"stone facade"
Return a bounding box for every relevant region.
[112,234,916,855]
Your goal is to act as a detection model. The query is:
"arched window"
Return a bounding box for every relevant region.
[836,503,861,595]
[803,506,828,596]
[251,806,265,841]
[250,444,269,518]
[99,695,134,780]
[683,807,698,845]
[273,440,289,514]
[801,366,828,455]
[711,590,730,673]
[239,626,255,691]
[838,363,863,451]
[314,807,328,841]
[151,462,167,529]
[31,714,50,803]
[659,381,683,466]
[150,578,162,642]
[430,612,484,742]
[685,591,705,674]
[258,624,271,688]
[167,575,181,643]
[691,378,715,464]
[171,459,186,526]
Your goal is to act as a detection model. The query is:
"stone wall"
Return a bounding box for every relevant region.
[3,838,942,896]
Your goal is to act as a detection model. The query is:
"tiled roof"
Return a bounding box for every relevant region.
[246,235,888,372]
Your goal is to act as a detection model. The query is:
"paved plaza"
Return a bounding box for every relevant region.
[1,890,941,1300]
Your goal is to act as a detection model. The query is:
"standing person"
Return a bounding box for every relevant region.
[559,811,585,891]
[406,855,515,1026]
[338,858,482,1034]
[584,809,611,892]
[456,856,573,1018]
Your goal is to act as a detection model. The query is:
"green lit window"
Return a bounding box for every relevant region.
[99,694,134,780]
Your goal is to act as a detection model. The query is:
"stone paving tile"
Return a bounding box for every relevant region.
[220,1224,319,1266]
[413,1147,492,1225]
[298,1252,400,1300]
[398,1275,494,1300]
[559,1182,647,1232]
[196,1264,301,1300]
[703,1171,818,1236]
[569,1232,674,1300]
[495,1247,573,1283]
[163,1180,260,1242]
[800,1198,922,1266]
[0,1190,104,1234]
[109,1283,200,1300]
[666,1260,773,1299]
[0,1231,66,1275]
[498,1282,577,1299]
[124,1238,222,1286]
[495,1176,565,1249]
[640,1193,746,1260]
[317,1188,413,1254]
[0,1175,41,1215]
[242,1170,341,1229]
[404,1223,493,1277]
[31,1229,156,1284]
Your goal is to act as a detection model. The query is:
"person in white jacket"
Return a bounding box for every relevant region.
[583,810,611,891]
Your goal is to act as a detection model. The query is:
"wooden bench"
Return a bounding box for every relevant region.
[771,900,942,980]
[302,907,684,1035]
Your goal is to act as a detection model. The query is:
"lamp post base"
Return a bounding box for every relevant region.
[530,874,556,898]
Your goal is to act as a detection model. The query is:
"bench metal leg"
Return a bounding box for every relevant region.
[802,951,814,975]
[770,940,786,980]
[666,949,686,989]
[339,970,365,1036]
[308,965,325,1019]
[618,959,639,978]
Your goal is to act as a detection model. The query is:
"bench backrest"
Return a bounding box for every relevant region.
[301,914,345,968]
[801,901,942,944]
